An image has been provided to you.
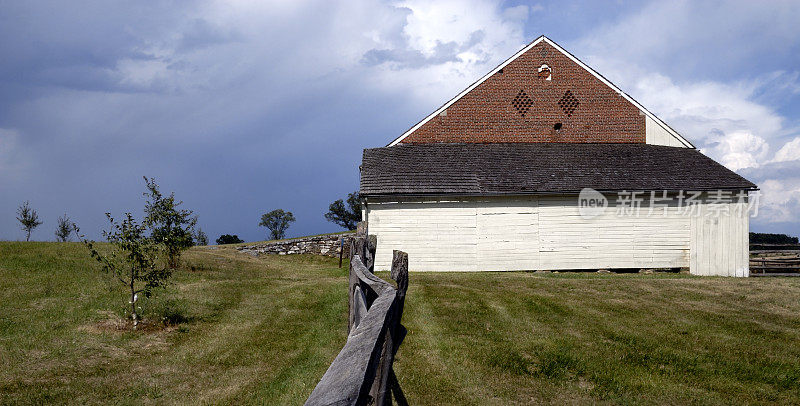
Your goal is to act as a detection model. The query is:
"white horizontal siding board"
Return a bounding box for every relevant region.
[538,194,689,270]
[368,194,705,272]
[369,199,477,271]
[476,197,539,270]
[369,197,537,271]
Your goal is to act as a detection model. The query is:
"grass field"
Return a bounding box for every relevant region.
[1,241,800,404]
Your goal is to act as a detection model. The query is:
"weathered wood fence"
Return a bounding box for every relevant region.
[306,222,409,406]
[750,244,800,276]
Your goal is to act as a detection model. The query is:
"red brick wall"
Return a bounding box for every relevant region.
[400,42,645,144]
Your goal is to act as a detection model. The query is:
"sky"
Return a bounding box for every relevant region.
[1,0,799,242]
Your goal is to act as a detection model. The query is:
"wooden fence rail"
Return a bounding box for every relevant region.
[306,223,409,406]
[749,243,800,276]
[749,243,800,251]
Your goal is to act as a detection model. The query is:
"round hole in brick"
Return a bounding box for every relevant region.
[554,123,562,131]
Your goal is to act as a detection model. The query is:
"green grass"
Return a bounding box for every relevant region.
[1,242,799,404]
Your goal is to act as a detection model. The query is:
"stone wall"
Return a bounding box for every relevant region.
[237,233,353,257]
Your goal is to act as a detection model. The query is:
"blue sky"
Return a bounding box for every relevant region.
[1,0,799,242]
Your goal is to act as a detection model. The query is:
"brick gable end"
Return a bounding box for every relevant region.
[400,41,646,144]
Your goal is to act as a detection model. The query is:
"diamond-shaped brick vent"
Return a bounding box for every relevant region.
[511,90,533,117]
[558,90,579,117]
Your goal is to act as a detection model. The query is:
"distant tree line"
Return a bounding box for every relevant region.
[750,232,799,244]
[14,187,364,245]
[13,188,210,247]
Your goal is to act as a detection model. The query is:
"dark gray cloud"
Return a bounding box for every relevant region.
[0,1,414,241]
[176,18,241,53]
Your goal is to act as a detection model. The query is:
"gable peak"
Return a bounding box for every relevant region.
[387,35,693,148]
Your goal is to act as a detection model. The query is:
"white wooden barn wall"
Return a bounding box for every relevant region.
[365,194,749,276]
[690,199,750,277]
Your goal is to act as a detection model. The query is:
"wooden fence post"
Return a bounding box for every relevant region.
[391,250,409,296]
[367,235,377,272]
[338,236,344,268]
[374,250,409,406]
[389,250,409,406]
[348,222,368,333]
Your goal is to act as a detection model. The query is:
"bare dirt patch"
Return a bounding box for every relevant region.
[79,310,176,334]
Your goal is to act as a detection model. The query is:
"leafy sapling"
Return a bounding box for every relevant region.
[142,177,197,269]
[55,213,73,242]
[16,201,43,241]
[193,227,209,246]
[79,214,170,329]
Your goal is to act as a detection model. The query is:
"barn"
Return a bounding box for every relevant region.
[359,36,757,276]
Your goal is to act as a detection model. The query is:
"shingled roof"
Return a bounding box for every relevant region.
[360,143,757,196]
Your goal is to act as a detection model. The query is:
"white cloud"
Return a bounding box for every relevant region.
[91,0,529,107]
[503,5,532,21]
[753,178,800,223]
[575,61,784,170]
[771,137,800,163]
[359,0,528,103]
[702,131,770,171]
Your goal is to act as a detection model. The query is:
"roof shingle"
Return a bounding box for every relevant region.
[360,143,757,196]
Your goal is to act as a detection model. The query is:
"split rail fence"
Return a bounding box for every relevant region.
[750,243,800,276]
[306,222,409,406]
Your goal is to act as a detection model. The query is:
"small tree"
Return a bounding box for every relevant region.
[259,209,295,240]
[55,213,73,242]
[194,227,209,246]
[16,201,43,241]
[142,177,197,269]
[325,191,361,231]
[216,234,244,245]
[80,214,170,328]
